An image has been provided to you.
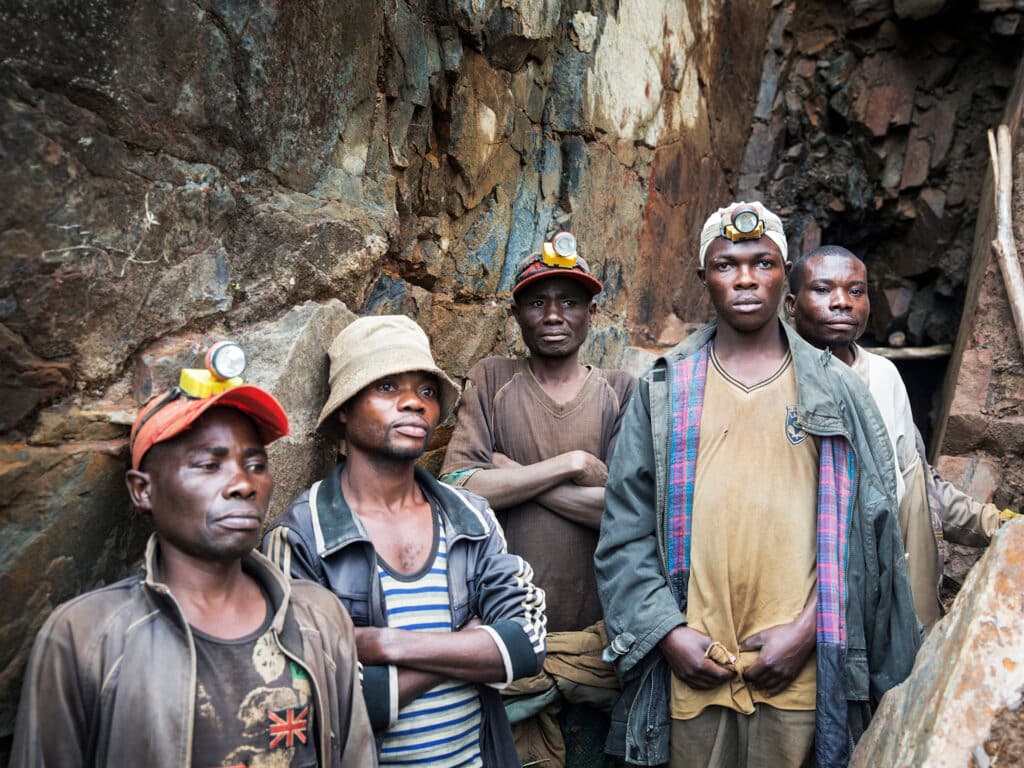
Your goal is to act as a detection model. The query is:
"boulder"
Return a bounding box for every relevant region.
[850,521,1024,767]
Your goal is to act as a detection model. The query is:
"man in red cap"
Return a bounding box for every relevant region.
[10,359,376,767]
[441,237,636,766]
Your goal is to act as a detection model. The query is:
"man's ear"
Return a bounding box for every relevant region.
[784,259,792,276]
[588,299,598,317]
[783,293,797,318]
[696,267,706,286]
[510,299,521,323]
[125,470,153,516]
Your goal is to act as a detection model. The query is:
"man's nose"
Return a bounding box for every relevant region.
[226,466,257,499]
[831,290,853,310]
[735,264,757,287]
[398,387,427,411]
[542,302,565,323]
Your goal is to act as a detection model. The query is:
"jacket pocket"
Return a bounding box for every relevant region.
[845,646,870,701]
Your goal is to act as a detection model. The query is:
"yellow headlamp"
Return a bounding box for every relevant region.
[178,341,247,398]
[541,232,578,268]
[722,206,765,242]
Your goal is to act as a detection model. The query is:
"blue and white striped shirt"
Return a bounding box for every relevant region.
[377,517,484,767]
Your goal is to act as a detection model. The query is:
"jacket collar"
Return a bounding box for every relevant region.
[657,320,846,436]
[142,533,295,637]
[313,460,490,555]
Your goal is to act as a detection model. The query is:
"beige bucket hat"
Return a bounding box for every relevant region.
[316,315,460,431]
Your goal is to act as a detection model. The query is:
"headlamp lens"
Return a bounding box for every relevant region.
[552,232,577,258]
[207,342,247,381]
[732,209,760,235]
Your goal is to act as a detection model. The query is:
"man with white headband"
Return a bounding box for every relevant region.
[595,202,921,768]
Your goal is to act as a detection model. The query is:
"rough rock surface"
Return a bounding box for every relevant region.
[850,520,1024,767]
[934,55,1024,526]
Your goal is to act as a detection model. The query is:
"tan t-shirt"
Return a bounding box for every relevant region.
[441,357,635,632]
[670,349,819,719]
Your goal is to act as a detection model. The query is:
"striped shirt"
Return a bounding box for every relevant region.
[377,514,484,767]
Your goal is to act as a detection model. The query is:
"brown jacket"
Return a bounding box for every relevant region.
[10,534,376,768]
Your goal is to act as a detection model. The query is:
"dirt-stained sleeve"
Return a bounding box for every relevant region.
[440,359,498,484]
[605,370,637,462]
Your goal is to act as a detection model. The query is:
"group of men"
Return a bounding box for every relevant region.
[11,201,1014,768]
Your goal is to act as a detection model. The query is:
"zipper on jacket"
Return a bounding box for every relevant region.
[150,584,198,768]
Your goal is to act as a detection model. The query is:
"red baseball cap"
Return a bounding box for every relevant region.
[129,384,290,470]
[512,252,604,297]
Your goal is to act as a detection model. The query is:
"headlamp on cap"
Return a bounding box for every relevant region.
[178,342,247,398]
[541,232,578,269]
[722,206,765,242]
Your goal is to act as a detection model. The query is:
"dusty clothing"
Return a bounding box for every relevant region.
[919,430,1000,547]
[669,705,815,768]
[503,621,620,766]
[671,352,818,719]
[595,322,920,767]
[850,346,943,625]
[441,356,635,632]
[262,464,547,768]
[10,535,376,768]
[192,599,319,766]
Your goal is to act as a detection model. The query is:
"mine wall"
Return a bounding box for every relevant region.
[1,0,1022,754]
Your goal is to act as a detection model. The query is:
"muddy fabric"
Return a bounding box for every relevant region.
[671,352,818,719]
[441,356,635,632]
[850,346,942,626]
[899,461,942,626]
[669,705,815,768]
[503,623,619,767]
[192,595,319,767]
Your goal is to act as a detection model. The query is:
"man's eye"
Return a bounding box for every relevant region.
[197,461,219,471]
[814,286,829,294]
[759,259,774,268]
[531,300,544,308]
[421,386,437,398]
[850,289,864,296]
[248,461,268,473]
[378,382,395,392]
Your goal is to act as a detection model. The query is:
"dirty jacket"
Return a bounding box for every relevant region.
[594,322,922,768]
[10,534,376,768]
[262,463,547,768]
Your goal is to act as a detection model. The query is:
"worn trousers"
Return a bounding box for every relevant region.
[668,704,815,768]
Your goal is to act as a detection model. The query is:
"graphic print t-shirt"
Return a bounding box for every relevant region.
[191,592,318,768]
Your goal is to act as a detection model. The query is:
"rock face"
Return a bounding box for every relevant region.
[933,56,1024,521]
[850,520,1024,767]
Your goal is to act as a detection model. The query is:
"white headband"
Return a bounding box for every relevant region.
[698,201,788,267]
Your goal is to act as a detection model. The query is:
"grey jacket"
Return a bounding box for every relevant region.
[262,463,547,768]
[10,534,376,768]
[594,322,922,767]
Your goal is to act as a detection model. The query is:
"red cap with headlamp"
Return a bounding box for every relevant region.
[129,342,290,470]
[512,232,604,297]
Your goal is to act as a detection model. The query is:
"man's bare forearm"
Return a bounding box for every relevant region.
[396,669,448,707]
[464,453,579,509]
[536,484,605,529]
[359,627,507,683]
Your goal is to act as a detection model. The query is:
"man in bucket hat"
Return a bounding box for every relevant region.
[440,234,635,766]
[263,315,547,767]
[11,347,376,767]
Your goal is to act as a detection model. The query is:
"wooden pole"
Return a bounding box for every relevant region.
[989,124,1024,357]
